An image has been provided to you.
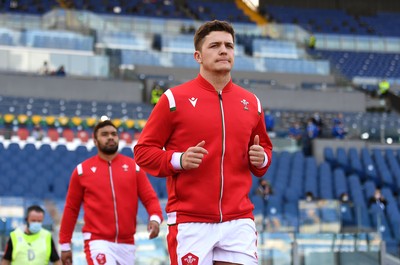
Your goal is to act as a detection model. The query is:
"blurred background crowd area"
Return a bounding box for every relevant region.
[1,0,400,264]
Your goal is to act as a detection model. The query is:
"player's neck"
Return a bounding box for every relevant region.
[98,152,118,162]
[200,70,231,92]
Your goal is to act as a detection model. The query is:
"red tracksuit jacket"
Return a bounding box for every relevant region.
[134,74,273,224]
[59,154,163,245]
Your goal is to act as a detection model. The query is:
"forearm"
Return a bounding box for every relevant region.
[1,259,11,265]
[134,144,176,176]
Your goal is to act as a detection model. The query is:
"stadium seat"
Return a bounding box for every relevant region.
[17,127,30,140]
[62,128,75,142]
[120,131,133,144]
[318,162,334,199]
[47,128,60,141]
[348,174,367,209]
[336,147,350,174]
[363,181,377,200]
[120,146,133,157]
[361,148,380,186]
[323,146,336,168]
[348,147,365,180]
[304,157,318,198]
[339,202,355,229]
[77,130,90,143]
[283,202,299,228]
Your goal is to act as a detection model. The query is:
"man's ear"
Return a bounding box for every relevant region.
[194,51,202,63]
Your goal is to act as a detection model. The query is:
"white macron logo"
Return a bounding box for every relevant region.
[91,167,97,173]
[188,97,198,107]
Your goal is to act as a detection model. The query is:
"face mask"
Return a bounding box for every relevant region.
[29,222,42,234]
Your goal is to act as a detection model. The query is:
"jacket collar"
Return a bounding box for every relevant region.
[96,153,120,163]
[196,74,233,93]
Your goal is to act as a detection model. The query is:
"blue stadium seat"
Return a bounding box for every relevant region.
[336,147,350,174]
[370,212,395,243]
[304,157,318,197]
[361,148,380,186]
[348,174,367,209]
[339,203,355,228]
[52,177,69,199]
[120,146,133,157]
[284,187,301,203]
[348,147,365,180]
[283,202,299,229]
[318,162,333,199]
[320,205,339,223]
[364,181,377,200]
[372,149,395,190]
[323,146,336,168]
[333,168,349,198]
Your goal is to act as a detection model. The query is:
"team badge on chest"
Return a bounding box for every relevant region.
[241,99,249,110]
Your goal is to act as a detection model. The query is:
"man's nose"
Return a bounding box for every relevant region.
[219,45,228,54]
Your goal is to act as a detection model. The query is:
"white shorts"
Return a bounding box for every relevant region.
[167,219,258,265]
[84,240,136,265]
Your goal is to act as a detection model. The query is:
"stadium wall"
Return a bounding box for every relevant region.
[0,72,144,103]
[249,86,366,112]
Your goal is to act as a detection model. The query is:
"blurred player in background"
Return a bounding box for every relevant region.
[59,119,163,265]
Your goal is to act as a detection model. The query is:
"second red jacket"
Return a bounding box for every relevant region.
[59,154,163,245]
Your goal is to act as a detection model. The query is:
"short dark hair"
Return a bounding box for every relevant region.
[26,205,45,220]
[93,120,117,140]
[194,20,235,51]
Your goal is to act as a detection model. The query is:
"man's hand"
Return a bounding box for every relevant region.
[181,141,208,170]
[61,250,73,265]
[249,135,265,167]
[148,220,160,239]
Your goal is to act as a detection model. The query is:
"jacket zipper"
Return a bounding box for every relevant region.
[108,161,119,242]
[218,91,225,222]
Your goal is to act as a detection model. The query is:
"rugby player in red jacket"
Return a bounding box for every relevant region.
[59,119,163,265]
[134,20,273,265]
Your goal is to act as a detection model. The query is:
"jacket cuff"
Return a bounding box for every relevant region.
[150,215,162,224]
[257,152,268,168]
[60,243,71,251]
[170,152,184,170]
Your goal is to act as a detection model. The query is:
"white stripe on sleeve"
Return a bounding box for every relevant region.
[77,163,83,176]
[165,89,176,111]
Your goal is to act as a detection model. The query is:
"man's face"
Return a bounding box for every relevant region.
[27,211,44,223]
[95,125,119,155]
[195,31,234,74]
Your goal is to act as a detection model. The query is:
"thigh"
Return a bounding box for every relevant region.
[214,219,258,265]
[167,223,216,265]
[109,242,136,265]
[84,240,117,265]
